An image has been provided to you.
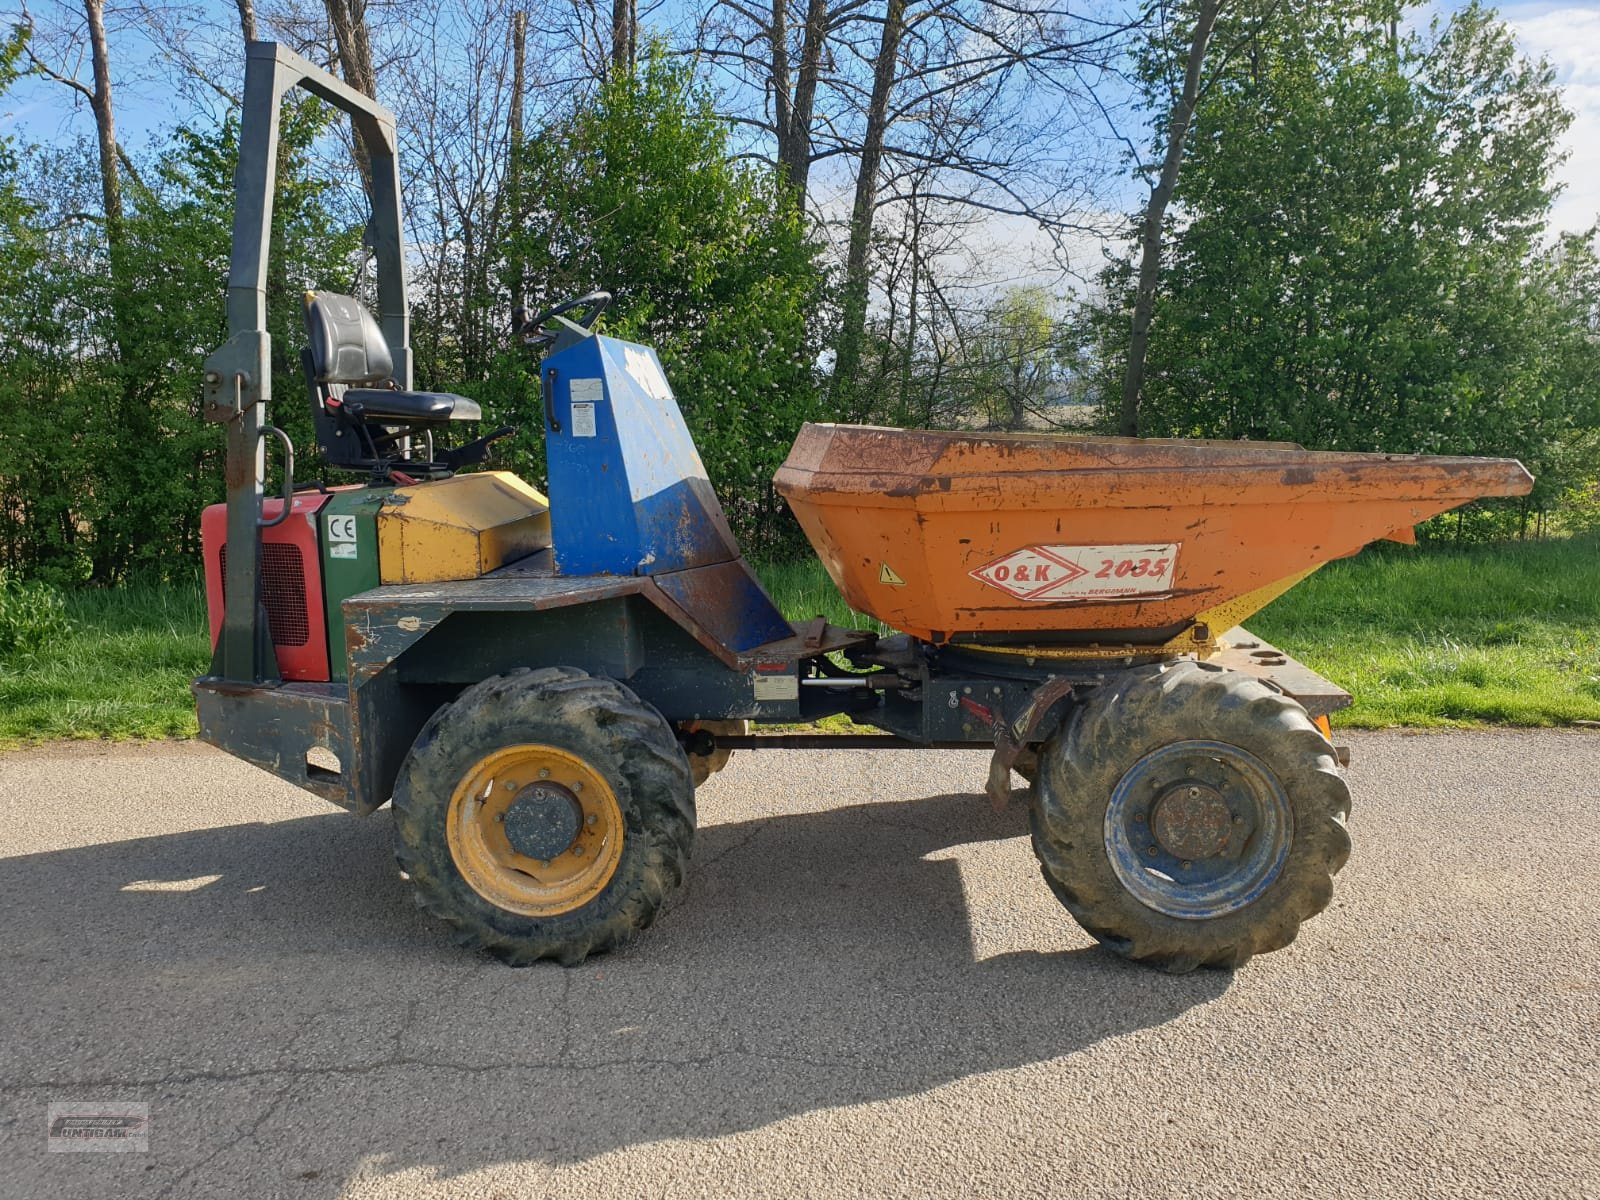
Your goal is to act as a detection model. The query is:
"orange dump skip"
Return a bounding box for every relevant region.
[775,424,1533,644]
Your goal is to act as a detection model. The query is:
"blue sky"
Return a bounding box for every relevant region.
[4,0,1598,241]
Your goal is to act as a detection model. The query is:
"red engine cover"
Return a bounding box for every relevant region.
[202,493,333,682]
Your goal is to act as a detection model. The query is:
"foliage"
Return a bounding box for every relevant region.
[0,579,207,744]
[1090,0,1599,516]
[0,569,71,661]
[962,287,1070,430]
[0,102,361,583]
[4,536,1600,744]
[852,281,1081,432]
[1250,534,1600,726]
[504,51,832,558]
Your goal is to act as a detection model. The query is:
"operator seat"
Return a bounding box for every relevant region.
[301,290,496,481]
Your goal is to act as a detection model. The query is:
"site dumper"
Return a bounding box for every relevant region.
[195,42,1534,973]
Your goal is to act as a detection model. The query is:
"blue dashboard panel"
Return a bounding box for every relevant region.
[543,334,742,577]
[540,333,794,657]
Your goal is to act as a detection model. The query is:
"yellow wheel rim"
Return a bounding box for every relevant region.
[446,744,624,917]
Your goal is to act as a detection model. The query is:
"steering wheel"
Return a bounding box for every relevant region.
[513,290,612,348]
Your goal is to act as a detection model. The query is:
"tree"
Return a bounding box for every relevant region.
[0,102,360,581]
[505,51,830,556]
[1090,0,1592,517]
[697,0,1143,417]
[1117,0,1223,437]
[966,287,1067,430]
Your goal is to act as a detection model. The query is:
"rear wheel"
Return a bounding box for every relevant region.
[1030,660,1350,972]
[393,667,694,965]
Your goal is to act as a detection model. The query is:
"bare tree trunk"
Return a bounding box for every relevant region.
[508,10,528,299]
[84,0,121,248]
[323,0,379,189]
[770,0,792,160]
[511,11,527,146]
[775,0,829,198]
[611,0,635,73]
[1117,0,1222,437]
[830,0,907,414]
[235,0,258,42]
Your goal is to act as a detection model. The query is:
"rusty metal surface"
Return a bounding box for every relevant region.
[776,423,1533,644]
[982,674,1076,810]
[351,550,644,612]
[1210,626,1352,718]
[650,557,795,654]
[1151,784,1234,860]
[710,735,977,750]
[192,678,353,808]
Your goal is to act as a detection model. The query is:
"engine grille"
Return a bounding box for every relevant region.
[219,543,311,648]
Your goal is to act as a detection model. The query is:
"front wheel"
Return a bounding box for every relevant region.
[392,667,695,965]
[1030,660,1350,973]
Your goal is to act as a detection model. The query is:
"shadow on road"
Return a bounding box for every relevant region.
[0,786,1229,1188]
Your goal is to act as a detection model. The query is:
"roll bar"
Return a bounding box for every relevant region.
[200,42,410,683]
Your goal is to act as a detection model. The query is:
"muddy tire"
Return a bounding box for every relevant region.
[1030,659,1350,973]
[392,667,694,966]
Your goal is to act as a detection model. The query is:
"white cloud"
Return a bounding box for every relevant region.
[1501,3,1600,233]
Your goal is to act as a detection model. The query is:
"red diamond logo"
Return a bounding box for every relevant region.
[969,547,1087,599]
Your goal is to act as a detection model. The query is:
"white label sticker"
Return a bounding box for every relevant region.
[753,673,799,701]
[970,544,1179,601]
[570,377,603,402]
[330,542,358,559]
[571,401,597,437]
[327,515,357,543]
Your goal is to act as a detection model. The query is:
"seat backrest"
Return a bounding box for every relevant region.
[303,291,393,386]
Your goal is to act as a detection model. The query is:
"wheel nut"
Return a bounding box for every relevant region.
[1182,860,1192,870]
[1232,813,1242,824]
[1146,844,1159,857]
[572,845,586,857]
[571,781,583,793]
[538,768,550,780]
[586,814,597,826]
[1188,786,1200,798]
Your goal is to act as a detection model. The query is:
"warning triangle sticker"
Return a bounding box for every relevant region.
[878,562,907,587]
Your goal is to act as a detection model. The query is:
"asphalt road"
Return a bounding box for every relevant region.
[0,730,1596,1200]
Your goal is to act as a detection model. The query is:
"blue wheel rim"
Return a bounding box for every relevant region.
[1104,740,1292,920]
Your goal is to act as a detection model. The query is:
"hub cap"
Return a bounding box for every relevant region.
[503,784,584,861]
[1151,783,1233,861]
[446,744,624,917]
[1104,740,1292,920]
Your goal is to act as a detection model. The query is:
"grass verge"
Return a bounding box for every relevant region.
[0,581,210,745]
[1,535,1596,747]
[1248,536,1600,727]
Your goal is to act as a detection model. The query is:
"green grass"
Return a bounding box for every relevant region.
[1,536,1596,747]
[1248,536,1600,727]
[0,581,210,745]
[753,559,894,636]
